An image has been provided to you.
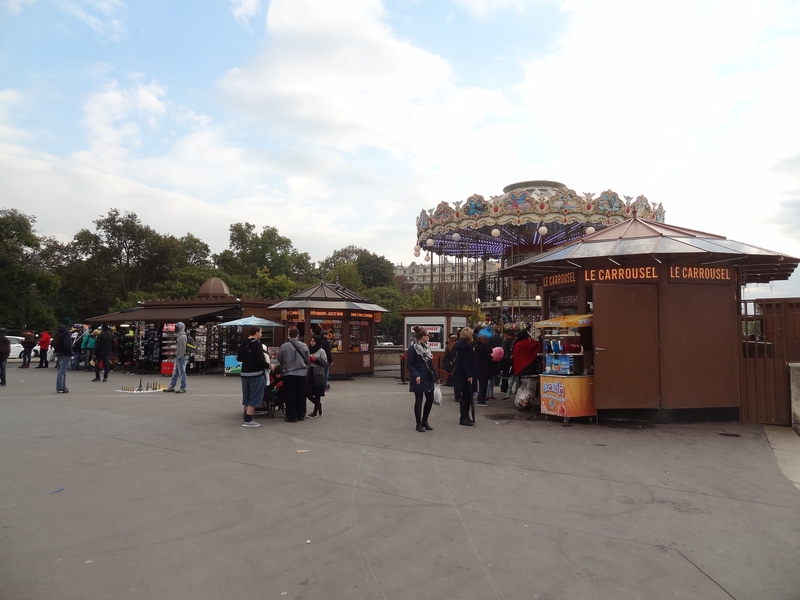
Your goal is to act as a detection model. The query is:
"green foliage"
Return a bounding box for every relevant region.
[256,269,298,300]
[320,246,396,289]
[0,209,59,330]
[324,261,364,292]
[213,222,313,281]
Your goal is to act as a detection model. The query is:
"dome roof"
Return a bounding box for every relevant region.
[197,277,233,298]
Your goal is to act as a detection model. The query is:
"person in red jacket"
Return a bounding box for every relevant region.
[512,330,542,378]
[36,330,51,368]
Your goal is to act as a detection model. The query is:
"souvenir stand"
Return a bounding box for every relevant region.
[85,277,283,375]
[535,314,596,422]
[269,283,388,378]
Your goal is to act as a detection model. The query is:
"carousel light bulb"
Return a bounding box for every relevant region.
[414,250,420,257]
[586,226,595,235]
[426,238,434,247]
[496,296,502,302]
[535,294,541,301]
[414,245,421,252]
[538,226,548,236]
[452,232,461,241]
[491,228,500,238]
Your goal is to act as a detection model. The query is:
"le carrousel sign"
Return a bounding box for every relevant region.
[543,264,734,289]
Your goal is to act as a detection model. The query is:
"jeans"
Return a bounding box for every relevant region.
[22,348,32,367]
[168,356,188,390]
[477,377,489,404]
[38,349,49,367]
[95,352,111,380]
[56,355,70,391]
[71,352,80,371]
[0,356,7,384]
[84,348,93,370]
[324,362,330,385]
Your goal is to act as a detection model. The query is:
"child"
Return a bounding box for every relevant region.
[266,365,285,414]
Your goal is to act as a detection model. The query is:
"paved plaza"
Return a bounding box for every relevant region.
[1,361,800,600]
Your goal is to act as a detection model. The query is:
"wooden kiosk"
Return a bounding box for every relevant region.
[269,283,388,378]
[502,218,799,421]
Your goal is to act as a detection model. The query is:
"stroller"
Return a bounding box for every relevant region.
[255,370,284,419]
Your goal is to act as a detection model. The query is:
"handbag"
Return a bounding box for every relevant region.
[433,383,442,406]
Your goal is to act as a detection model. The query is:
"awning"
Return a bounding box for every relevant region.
[86,305,240,324]
[536,314,593,329]
[218,316,284,328]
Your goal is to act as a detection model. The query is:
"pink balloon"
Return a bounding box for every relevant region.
[491,346,503,361]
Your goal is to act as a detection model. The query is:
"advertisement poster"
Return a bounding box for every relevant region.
[224,355,242,375]
[540,375,595,418]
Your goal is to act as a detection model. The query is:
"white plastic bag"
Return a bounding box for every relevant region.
[433,383,442,406]
[515,377,537,410]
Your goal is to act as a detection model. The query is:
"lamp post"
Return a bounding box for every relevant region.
[475,297,481,325]
[538,225,548,254]
[496,295,502,323]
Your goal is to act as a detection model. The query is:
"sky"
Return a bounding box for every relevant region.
[1,0,800,297]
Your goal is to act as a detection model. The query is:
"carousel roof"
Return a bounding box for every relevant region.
[415,181,666,259]
[500,218,799,285]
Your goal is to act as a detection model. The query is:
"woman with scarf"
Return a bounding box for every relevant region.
[307,334,328,418]
[407,326,440,432]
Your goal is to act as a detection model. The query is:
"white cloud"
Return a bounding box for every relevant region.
[230,0,263,24]
[516,0,800,260]
[1,0,36,14]
[0,90,33,141]
[453,0,537,19]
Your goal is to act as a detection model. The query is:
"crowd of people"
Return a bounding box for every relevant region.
[408,323,543,430]
[0,320,126,392]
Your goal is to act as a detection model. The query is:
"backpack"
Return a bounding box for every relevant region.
[186,335,196,356]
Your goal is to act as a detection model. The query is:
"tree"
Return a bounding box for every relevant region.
[356,252,395,288]
[256,268,298,300]
[0,209,59,330]
[324,261,363,291]
[321,246,397,289]
[213,222,314,284]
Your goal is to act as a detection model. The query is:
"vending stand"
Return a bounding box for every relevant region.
[536,314,595,422]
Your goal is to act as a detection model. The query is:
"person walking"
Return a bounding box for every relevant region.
[0,328,10,386]
[500,328,515,399]
[36,330,51,368]
[277,327,309,422]
[237,325,270,428]
[452,327,477,426]
[307,334,328,418]
[81,328,97,371]
[407,326,439,432]
[20,329,35,368]
[92,325,114,382]
[53,318,73,393]
[162,322,188,393]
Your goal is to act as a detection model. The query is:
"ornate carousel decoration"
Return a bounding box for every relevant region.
[411,180,666,317]
[414,180,665,259]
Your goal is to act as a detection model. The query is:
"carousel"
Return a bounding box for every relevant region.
[414,180,666,323]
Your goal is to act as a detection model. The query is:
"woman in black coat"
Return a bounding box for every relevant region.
[452,327,477,426]
[474,333,494,407]
[407,326,440,432]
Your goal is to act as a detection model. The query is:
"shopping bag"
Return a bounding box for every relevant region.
[433,383,442,406]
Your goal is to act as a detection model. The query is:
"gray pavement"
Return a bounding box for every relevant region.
[1,360,800,600]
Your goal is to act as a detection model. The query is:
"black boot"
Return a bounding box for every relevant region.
[422,422,433,431]
[459,416,474,426]
[416,422,426,432]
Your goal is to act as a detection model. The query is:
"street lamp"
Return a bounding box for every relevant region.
[475,297,481,324]
[538,225,548,254]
